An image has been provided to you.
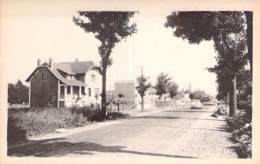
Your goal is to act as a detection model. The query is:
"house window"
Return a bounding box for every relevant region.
[88,88,91,97]
[67,86,71,94]
[81,87,85,95]
[95,88,99,99]
[41,72,47,81]
[95,88,99,96]
[60,86,65,99]
[91,74,95,81]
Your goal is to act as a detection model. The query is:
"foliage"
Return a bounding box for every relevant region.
[189,90,211,102]
[165,11,245,45]
[227,105,252,158]
[118,93,124,98]
[237,69,252,100]
[168,82,178,99]
[136,74,151,98]
[154,72,171,99]
[165,11,251,117]
[136,74,151,110]
[8,80,29,105]
[73,11,137,117]
[7,106,103,143]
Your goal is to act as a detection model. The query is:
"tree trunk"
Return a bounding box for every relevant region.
[229,75,237,117]
[226,92,229,113]
[141,96,144,111]
[245,11,253,76]
[101,68,107,119]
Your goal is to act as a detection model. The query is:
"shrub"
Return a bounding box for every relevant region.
[8,106,101,141]
[227,104,252,158]
[7,116,27,144]
[68,106,103,121]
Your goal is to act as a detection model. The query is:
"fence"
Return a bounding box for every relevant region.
[107,98,136,112]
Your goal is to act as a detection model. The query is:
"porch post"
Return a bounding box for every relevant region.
[79,86,81,98]
[71,85,74,106]
[57,80,60,108]
[64,85,67,100]
[64,85,67,106]
[28,82,31,107]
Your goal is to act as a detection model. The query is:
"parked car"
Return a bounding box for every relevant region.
[191,100,202,109]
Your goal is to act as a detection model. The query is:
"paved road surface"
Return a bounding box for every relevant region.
[8,106,238,158]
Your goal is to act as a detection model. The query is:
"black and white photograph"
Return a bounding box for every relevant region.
[0,0,259,163]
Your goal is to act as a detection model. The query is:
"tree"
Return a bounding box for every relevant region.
[168,82,178,99]
[245,12,253,75]
[236,69,252,100]
[165,11,249,117]
[136,74,151,110]
[209,26,247,116]
[189,90,211,102]
[154,72,171,99]
[73,12,137,118]
[8,80,29,105]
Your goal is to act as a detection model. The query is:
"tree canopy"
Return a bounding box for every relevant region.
[8,80,29,105]
[189,90,212,102]
[154,72,172,99]
[168,82,178,99]
[165,12,245,44]
[136,73,151,110]
[73,12,136,69]
[136,75,151,98]
[165,11,251,117]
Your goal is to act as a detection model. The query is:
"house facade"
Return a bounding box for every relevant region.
[26,59,101,108]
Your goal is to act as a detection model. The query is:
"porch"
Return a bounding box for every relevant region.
[58,81,87,108]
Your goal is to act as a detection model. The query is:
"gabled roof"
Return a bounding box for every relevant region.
[26,61,97,86]
[52,61,94,75]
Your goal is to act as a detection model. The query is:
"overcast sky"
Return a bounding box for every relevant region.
[1,1,217,95]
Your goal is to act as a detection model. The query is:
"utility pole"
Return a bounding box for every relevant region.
[188,83,192,93]
[141,65,143,77]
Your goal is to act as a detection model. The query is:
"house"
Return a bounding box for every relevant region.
[26,58,102,108]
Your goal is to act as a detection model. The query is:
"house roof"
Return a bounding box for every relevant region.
[26,61,97,86]
[52,61,94,75]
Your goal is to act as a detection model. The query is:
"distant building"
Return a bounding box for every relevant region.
[113,81,136,99]
[26,58,102,108]
[112,81,136,110]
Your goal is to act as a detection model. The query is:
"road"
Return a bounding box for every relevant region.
[8,105,238,158]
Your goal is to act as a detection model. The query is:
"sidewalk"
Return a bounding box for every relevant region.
[8,107,164,150]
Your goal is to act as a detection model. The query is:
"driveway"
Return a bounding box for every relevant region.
[8,105,238,158]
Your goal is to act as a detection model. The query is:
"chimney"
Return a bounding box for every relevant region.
[37,58,41,67]
[49,58,53,68]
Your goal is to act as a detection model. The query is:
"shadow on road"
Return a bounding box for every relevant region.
[130,115,225,122]
[164,110,213,113]
[8,138,197,158]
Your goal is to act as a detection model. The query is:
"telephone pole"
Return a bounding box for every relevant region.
[141,65,143,77]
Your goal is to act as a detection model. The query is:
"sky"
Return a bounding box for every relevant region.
[1,1,218,96]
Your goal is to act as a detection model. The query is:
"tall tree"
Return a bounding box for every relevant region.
[136,74,151,110]
[189,90,211,102]
[165,11,249,117]
[8,80,29,105]
[154,72,171,99]
[73,11,136,118]
[168,82,178,99]
[245,11,253,75]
